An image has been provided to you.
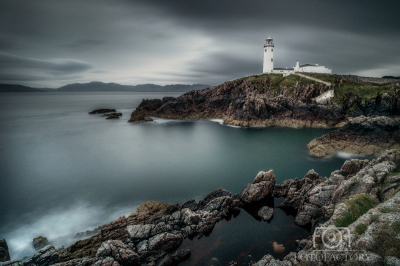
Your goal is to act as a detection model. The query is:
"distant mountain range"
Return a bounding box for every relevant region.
[0,84,47,92]
[0,82,210,92]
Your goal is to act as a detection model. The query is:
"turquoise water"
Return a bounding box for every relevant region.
[0,92,356,262]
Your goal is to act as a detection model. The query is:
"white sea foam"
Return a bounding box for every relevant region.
[336,152,361,159]
[6,203,133,260]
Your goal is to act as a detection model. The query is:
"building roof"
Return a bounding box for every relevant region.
[274,67,294,70]
[300,64,318,67]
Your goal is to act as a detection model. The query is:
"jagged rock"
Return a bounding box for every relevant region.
[131,201,171,215]
[89,109,117,114]
[96,240,139,265]
[308,116,400,157]
[238,170,276,203]
[147,233,182,252]
[198,188,231,209]
[257,207,274,221]
[25,245,59,266]
[181,199,198,211]
[127,224,154,240]
[0,261,23,266]
[154,249,190,266]
[33,237,49,250]
[0,240,10,262]
[105,113,122,119]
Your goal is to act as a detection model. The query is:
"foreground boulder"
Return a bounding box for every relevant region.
[0,240,10,262]
[237,170,276,204]
[308,116,400,157]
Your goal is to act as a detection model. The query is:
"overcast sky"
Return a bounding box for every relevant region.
[0,0,399,88]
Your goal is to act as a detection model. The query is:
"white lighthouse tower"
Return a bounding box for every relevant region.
[263,36,274,73]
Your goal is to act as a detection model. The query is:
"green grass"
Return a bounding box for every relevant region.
[334,195,379,227]
[371,215,379,222]
[381,207,400,213]
[355,223,368,235]
[371,221,400,257]
[332,82,395,106]
[388,167,400,177]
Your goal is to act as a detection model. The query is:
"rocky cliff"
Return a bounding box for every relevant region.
[129,74,400,128]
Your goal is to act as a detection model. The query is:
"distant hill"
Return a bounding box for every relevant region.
[382,76,400,80]
[0,84,46,92]
[56,82,210,92]
[0,82,210,93]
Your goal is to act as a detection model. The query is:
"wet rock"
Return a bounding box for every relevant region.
[33,237,49,250]
[238,170,276,204]
[147,233,182,252]
[0,240,10,262]
[25,245,59,266]
[127,224,154,240]
[154,249,190,266]
[257,206,274,221]
[181,199,198,212]
[89,109,117,114]
[198,188,231,210]
[96,240,139,265]
[104,113,122,119]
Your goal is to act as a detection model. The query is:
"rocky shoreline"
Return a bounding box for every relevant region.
[2,150,400,266]
[308,116,400,157]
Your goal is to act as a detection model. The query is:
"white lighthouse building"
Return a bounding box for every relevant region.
[263,36,274,73]
[263,37,332,75]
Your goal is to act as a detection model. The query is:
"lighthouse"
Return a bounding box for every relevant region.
[263,36,274,73]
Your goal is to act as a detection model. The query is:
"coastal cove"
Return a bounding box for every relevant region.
[0,92,365,263]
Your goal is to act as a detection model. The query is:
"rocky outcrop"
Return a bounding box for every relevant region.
[237,171,276,204]
[308,116,400,157]
[129,74,348,128]
[25,245,59,266]
[0,240,10,262]
[103,113,122,119]
[253,150,400,266]
[89,109,117,114]
[33,237,49,250]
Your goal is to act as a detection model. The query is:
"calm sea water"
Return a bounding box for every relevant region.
[0,92,358,263]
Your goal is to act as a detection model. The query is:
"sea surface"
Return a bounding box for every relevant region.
[0,92,364,264]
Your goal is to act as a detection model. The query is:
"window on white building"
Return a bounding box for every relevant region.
[271,59,273,62]
[265,49,267,52]
[271,49,273,52]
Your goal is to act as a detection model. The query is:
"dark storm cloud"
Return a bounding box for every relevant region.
[0,0,399,87]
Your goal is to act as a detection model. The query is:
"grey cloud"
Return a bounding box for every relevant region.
[0,52,93,75]
[63,39,105,51]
